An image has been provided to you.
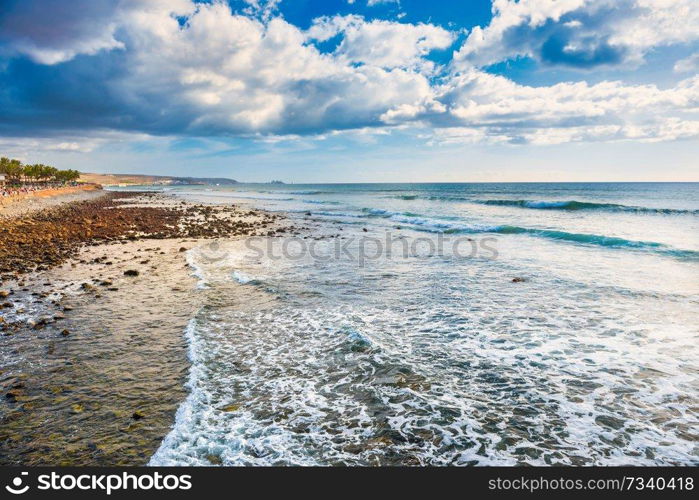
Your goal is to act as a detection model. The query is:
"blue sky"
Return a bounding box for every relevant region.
[0,0,697,182]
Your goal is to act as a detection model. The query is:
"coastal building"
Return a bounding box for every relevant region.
[0,174,6,185]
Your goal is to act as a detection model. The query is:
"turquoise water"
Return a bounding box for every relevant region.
[145,183,699,465]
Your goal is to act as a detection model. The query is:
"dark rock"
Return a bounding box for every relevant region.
[5,390,21,402]
[512,277,527,283]
[124,270,139,277]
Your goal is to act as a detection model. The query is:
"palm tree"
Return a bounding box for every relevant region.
[24,164,42,184]
[0,157,9,177]
[0,156,81,186]
[4,159,24,184]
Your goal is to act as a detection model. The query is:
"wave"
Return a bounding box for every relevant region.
[307,207,697,259]
[303,199,341,205]
[432,225,698,259]
[232,270,261,285]
[185,251,208,289]
[389,195,698,214]
[313,210,365,218]
[285,190,330,195]
[390,194,471,202]
[476,199,698,214]
[177,191,295,201]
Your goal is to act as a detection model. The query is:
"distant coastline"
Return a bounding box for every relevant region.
[79,172,238,187]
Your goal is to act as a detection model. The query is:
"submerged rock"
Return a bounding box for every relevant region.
[220,404,240,412]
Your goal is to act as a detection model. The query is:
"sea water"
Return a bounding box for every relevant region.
[147,182,699,465]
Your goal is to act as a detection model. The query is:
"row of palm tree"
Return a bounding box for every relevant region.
[0,157,80,185]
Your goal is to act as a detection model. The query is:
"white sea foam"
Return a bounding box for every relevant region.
[231,270,257,285]
[185,250,208,289]
[150,254,699,465]
[150,183,699,466]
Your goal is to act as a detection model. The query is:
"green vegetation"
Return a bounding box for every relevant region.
[0,156,80,185]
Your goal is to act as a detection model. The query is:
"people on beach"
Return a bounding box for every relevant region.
[0,156,82,207]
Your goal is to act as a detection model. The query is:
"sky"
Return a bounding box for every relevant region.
[0,0,697,182]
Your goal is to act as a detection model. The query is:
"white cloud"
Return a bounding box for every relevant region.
[0,130,151,158]
[113,3,438,134]
[454,0,699,69]
[307,15,454,70]
[0,0,697,148]
[412,71,699,144]
[674,53,699,73]
[0,0,124,64]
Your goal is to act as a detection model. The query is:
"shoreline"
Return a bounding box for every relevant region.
[0,191,297,465]
[0,184,103,218]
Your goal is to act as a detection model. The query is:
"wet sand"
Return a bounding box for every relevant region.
[0,191,297,465]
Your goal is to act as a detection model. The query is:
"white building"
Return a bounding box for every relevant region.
[0,174,6,184]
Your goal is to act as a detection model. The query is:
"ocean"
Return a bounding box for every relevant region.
[142,182,698,465]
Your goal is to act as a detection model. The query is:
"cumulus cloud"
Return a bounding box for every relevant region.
[454,0,699,69]
[0,0,127,64]
[0,0,697,149]
[411,71,699,144]
[116,5,441,134]
[307,15,454,70]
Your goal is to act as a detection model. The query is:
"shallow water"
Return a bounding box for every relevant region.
[139,183,698,465]
[0,240,199,465]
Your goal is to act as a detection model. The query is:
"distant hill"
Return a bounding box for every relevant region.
[79,173,238,186]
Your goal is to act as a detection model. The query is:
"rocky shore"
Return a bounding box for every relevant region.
[0,191,286,281]
[0,191,297,465]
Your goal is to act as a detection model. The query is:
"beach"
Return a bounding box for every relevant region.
[0,184,103,218]
[0,190,296,465]
[1,182,697,466]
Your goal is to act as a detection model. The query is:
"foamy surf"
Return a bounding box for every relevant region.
[149,182,698,466]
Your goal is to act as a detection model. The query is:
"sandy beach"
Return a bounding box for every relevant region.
[0,184,104,219]
[0,190,297,465]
